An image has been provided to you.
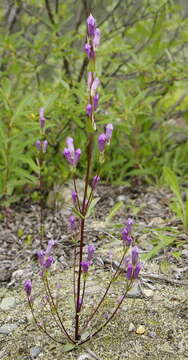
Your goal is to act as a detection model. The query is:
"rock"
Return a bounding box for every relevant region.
[142,289,154,298]
[127,282,142,298]
[0,323,18,335]
[136,325,146,335]
[0,297,16,311]
[0,350,6,359]
[30,346,42,359]
[117,195,126,202]
[128,323,135,332]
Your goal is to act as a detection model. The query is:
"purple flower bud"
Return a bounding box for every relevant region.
[122,227,128,240]
[94,93,99,110]
[87,14,96,37]
[132,246,139,266]
[105,123,113,142]
[39,108,46,129]
[126,263,133,280]
[92,175,100,189]
[63,138,81,166]
[84,43,95,59]
[42,140,48,153]
[81,261,90,273]
[69,215,76,231]
[91,78,100,96]
[124,256,130,268]
[72,191,77,205]
[36,140,41,151]
[126,218,133,233]
[87,72,93,89]
[37,250,45,266]
[133,262,141,279]
[86,103,92,117]
[44,256,54,269]
[93,28,101,48]
[87,244,95,262]
[98,133,107,152]
[24,279,32,296]
[46,240,55,256]
[74,148,81,166]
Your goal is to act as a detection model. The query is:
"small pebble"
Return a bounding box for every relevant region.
[136,325,146,335]
[128,323,135,332]
[30,346,42,359]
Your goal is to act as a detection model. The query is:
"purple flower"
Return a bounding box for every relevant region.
[72,191,77,205]
[46,240,55,256]
[132,246,139,266]
[94,93,99,110]
[84,43,95,59]
[126,263,133,280]
[87,244,95,262]
[91,78,100,96]
[122,228,132,246]
[81,261,90,273]
[133,263,141,278]
[36,140,41,151]
[44,256,54,269]
[98,133,107,152]
[105,123,113,142]
[92,175,100,189]
[126,218,133,233]
[63,137,81,166]
[87,14,96,37]
[37,250,45,266]
[35,140,48,153]
[39,108,46,129]
[24,279,32,296]
[42,140,48,153]
[93,28,101,48]
[86,103,92,117]
[87,72,93,89]
[69,215,77,231]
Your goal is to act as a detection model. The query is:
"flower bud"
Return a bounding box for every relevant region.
[24,279,32,296]
[98,133,107,152]
[39,108,46,129]
[87,14,96,37]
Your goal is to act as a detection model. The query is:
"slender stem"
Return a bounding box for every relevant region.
[80,278,86,312]
[45,276,75,343]
[73,176,81,212]
[28,299,63,345]
[39,161,44,247]
[80,247,128,334]
[78,280,133,346]
[75,134,94,340]
[73,245,77,310]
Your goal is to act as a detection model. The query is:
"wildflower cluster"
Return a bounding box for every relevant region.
[24,14,143,349]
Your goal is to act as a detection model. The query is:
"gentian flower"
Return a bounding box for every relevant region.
[91,78,100,96]
[35,140,48,153]
[39,108,46,129]
[63,137,81,166]
[132,246,139,266]
[69,215,77,231]
[105,123,113,142]
[92,175,100,189]
[81,261,90,273]
[86,104,92,117]
[98,134,107,152]
[24,279,32,296]
[44,256,54,269]
[84,43,95,59]
[93,28,101,49]
[87,14,96,37]
[94,93,99,110]
[87,244,95,262]
[72,191,77,205]
[87,72,93,89]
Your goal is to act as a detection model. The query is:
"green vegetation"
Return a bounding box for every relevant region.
[0,0,188,206]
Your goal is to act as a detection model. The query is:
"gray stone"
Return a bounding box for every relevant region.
[30,346,42,359]
[0,350,6,359]
[128,322,135,332]
[0,323,18,335]
[0,297,16,310]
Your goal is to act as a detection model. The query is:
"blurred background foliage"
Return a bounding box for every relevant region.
[0,0,188,205]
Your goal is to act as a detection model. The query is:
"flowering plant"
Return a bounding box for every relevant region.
[24,14,142,350]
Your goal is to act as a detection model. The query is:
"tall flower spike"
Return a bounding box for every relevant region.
[63,137,81,166]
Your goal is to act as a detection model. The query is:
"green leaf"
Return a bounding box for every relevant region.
[62,343,76,353]
[85,197,100,218]
[105,201,124,223]
[142,235,175,260]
